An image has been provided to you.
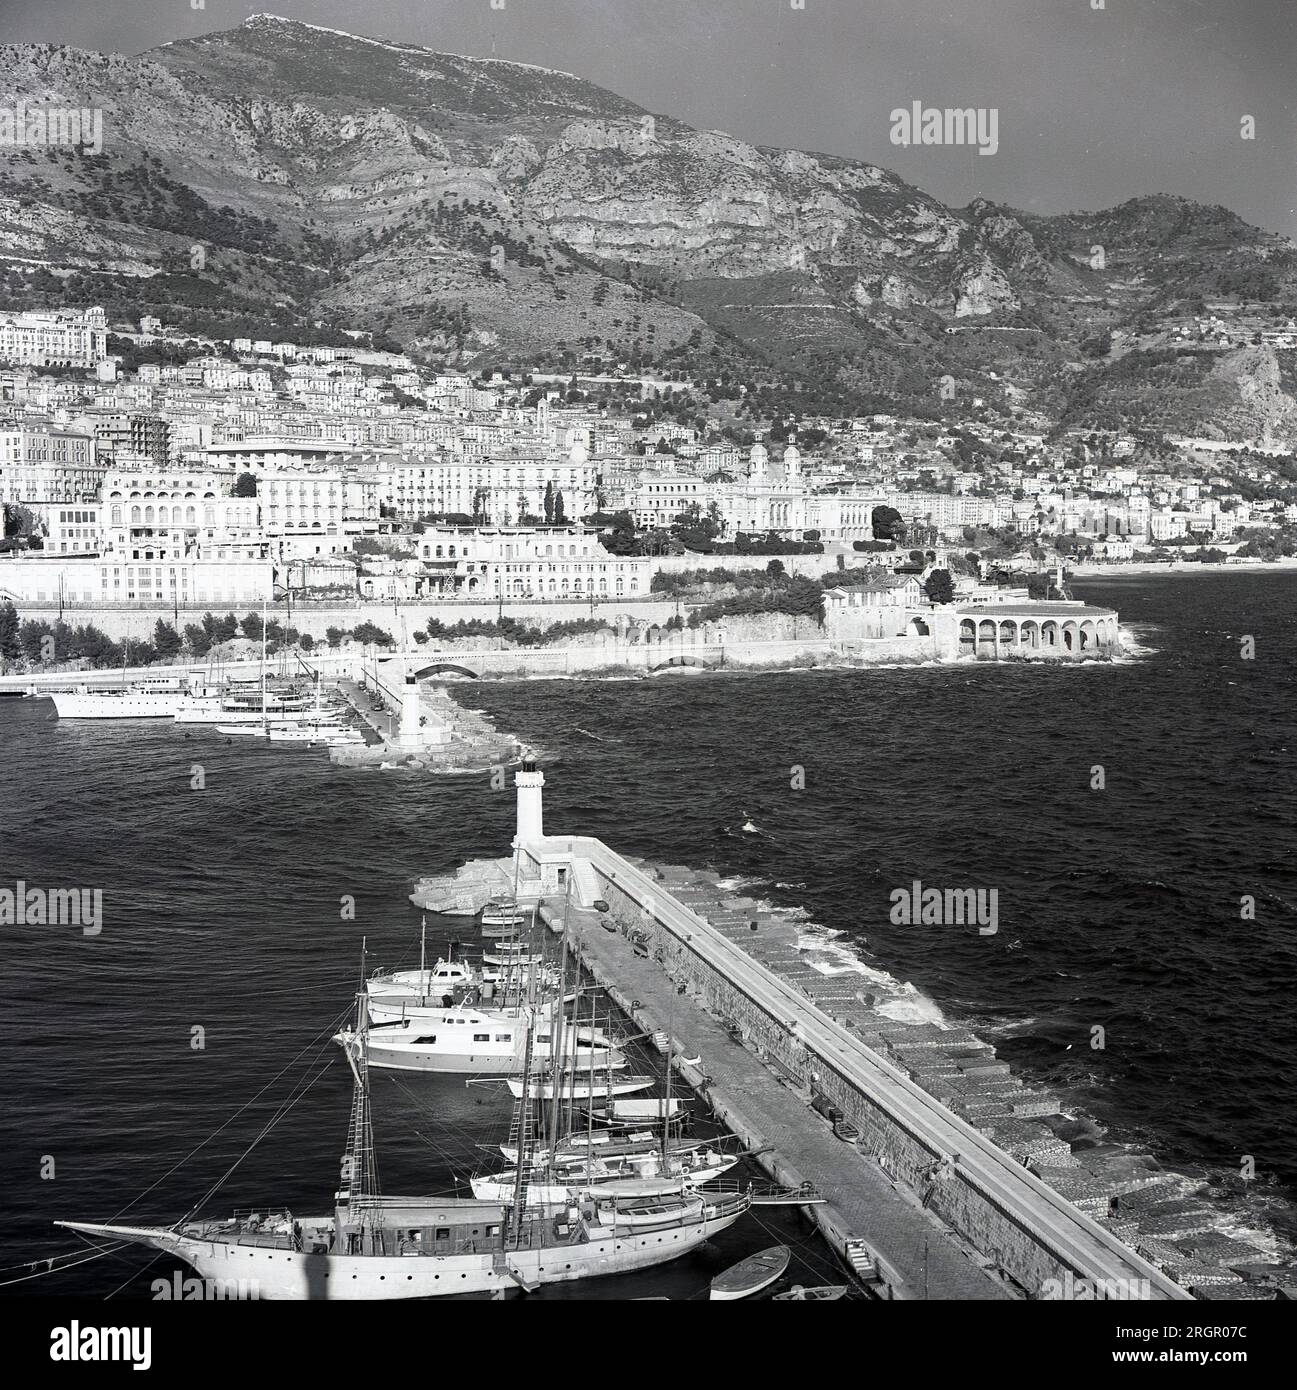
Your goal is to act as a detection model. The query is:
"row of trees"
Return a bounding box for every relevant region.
[685,575,827,628]
[421,616,606,647]
[0,605,337,671]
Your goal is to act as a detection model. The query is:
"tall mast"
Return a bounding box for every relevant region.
[340,945,379,1228]
[585,990,596,1166]
[420,915,427,994]
[547,876,572,1164]
[510,1015,535,1248]
[260,595,267,724]
[662,973,674,1165]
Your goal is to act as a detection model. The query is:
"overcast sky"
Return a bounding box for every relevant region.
[10,0,1296,237]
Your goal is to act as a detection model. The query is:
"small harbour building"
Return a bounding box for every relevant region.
[954,601,1120,657]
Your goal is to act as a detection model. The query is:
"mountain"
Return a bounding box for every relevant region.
[2,13,1295,437]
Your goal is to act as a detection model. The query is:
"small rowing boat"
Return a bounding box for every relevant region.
[709,1244,790,1301]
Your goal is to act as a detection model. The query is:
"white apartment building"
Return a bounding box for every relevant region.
[0,424,103,504]
[36,502,103,556]
[100,469,264,563]
[0,307,107,368]
[632,473,708,528]
[0,555,271,606]
[1150,510,1189,541]
[885,490,998,532]
[413,524,652,600]
[259,469,345,559]
[377,443,601,523]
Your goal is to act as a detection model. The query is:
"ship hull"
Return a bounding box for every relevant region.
[50,691,183,719]
[58,1212,743,1299]
[356,1039,622,1075]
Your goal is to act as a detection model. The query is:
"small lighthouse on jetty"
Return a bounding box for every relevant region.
[512,758,575,902]
[395,674,423,748]
[513,758,545,849]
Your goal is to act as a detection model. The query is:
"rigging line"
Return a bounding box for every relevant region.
[745,1207,844,1284]
[380,1072,497,1149]
[104,1248,168,1303]
[181,1040,341,1220]
[108,1004,352,1223]
[0,1239,127,1277]
[0,1243,129,1288]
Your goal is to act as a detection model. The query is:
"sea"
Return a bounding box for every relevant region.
[2,571,1294,1300]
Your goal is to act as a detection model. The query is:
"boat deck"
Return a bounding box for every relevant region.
[546,901,1012,1301]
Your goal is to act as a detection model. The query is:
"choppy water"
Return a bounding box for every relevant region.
[2,571,1295,1296]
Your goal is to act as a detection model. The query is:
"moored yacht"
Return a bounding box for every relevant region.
[336,1006,624,1075]
[470,1143,740,1213]
[57,1001,750,1299]
[49,675,192,720]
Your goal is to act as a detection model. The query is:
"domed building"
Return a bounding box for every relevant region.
[709,437,879,541]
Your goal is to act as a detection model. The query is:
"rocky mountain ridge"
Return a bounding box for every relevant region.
[2,14,1295,438]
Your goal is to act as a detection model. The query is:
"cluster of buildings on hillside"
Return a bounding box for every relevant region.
[0,305,1294,611]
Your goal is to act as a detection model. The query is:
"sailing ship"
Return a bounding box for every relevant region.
[470,1145,739,1214]
[585,1097,687,1128]
[57,992,751,1298]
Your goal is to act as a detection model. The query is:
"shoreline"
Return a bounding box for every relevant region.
[1070,559,1297,577]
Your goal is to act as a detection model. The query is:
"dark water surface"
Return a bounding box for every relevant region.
[2,571,1295,1296]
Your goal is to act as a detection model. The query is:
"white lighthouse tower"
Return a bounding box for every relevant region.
[395,674,423,747]
[514,759,545,849]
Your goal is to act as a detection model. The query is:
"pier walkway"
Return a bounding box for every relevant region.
[545,899,1011,1299]
[566,838,1190,1300]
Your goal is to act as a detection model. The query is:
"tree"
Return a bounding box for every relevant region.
[241,612,264,641]
[871,505,904,542]
[153,620,182,660]
[766,559,787,585]
[0,600,20,663]
[184,623,211,657]
[19,618,53,664]
[596,511,640,555]
[353,621,394,647]
[233,472,258,497]
[554,489,566,524]
[325,626,345,649]
[543,480,555,523]
[924,569,955,605]
[299,632,315,652]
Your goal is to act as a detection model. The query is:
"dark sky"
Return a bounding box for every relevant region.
[9,0,1296,237]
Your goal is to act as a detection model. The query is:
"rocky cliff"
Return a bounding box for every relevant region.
[2,14,1294,435]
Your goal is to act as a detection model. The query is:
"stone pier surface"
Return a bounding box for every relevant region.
[403,769,1292,1299]
[541,895,1011,1299]
[332,678,520,771]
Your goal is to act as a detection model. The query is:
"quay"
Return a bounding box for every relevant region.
[540,893,1012,1298]
[329,669,520,770]
[411,765,1206,1301]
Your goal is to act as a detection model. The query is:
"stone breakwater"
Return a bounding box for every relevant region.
[409,852,1290,1299]
[613,862,1289,1300]
[331,682,522,772]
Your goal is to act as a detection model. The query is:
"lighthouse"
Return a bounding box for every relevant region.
[395,675,422,747]
[514,759,545,848]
